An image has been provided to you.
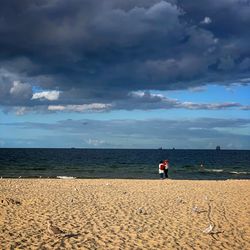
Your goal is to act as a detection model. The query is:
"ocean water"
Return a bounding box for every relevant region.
[0,148,249,180]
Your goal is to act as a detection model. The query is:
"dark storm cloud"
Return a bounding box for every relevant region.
[0,0,250,109]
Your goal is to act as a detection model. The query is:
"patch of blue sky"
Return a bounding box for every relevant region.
[32,86,43,93]
[0,121,54,140]
[154,84,250,105]
[1,109,249,128]
[216,127,250,136]
[62,109,243,120]
[32,85,58,93]
[99,109,249,120]
[0,109,74,123]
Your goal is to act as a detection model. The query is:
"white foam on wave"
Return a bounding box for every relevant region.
[204,169,224,173]
[57,176,76,179]
[229,171,250,175]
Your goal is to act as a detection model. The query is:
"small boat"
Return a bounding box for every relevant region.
[216,146,221,151]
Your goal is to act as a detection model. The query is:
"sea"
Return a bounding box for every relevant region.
[0,148,249,180]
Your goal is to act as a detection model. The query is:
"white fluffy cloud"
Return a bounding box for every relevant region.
[48,103,112,112]
[32,90,60,101]
[121,91,243,110]
[178,102,241,110]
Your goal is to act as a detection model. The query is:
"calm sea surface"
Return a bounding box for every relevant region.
[0,148,249,180]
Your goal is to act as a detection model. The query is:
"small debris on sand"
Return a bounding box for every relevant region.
[203,224,214,234]
[47,221,64,235]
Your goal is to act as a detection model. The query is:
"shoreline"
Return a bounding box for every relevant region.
[1,179,249,249]
[1,175,250,180]
[1,177,250,180]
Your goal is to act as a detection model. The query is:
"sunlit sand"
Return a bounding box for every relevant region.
[0,179,249,249]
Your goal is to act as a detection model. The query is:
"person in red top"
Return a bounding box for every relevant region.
[163,160,169,178]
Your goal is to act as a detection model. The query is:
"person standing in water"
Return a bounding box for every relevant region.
[163,159,169,178]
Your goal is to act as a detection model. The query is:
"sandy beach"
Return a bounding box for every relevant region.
[0,179,249,249]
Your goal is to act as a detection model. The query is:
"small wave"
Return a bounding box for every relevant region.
[229,171,250,175]
[57,176,76,179]
[203,169,224,173]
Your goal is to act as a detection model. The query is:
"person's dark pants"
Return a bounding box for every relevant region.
[159,173,164,179]
[164,169,168,178]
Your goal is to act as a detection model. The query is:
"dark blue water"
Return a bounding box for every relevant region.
[0,148,249,179]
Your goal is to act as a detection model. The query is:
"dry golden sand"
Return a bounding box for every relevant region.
[0,179,249,250]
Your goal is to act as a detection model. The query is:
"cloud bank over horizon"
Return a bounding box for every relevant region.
[1,117,250,149]
[0,0,250,113]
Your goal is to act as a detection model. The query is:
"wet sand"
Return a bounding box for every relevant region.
[0,179,249,249]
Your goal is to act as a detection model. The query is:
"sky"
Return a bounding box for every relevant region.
[0,0,250,149]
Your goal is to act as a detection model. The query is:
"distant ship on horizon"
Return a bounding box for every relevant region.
[216,146,221,150]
